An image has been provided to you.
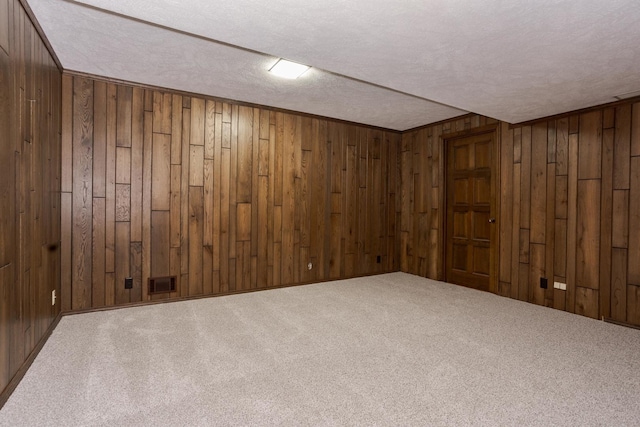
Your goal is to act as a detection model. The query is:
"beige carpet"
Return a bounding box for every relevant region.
[1,272,640,426]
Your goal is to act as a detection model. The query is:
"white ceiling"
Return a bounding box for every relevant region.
[27,0,640,130]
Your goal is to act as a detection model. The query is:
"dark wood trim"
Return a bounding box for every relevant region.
[603,317,640,330]
[0,312,63,410]
[17,0,63,71]
[63,70,403,134]
[510,96,640,128]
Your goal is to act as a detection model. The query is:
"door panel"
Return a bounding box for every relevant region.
[446,131,496,291]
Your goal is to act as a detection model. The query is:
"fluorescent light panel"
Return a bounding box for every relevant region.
[269,59,310,79]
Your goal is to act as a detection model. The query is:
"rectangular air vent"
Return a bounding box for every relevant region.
[148,276,177,295]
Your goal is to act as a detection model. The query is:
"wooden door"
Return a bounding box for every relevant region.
[445,131,496,292]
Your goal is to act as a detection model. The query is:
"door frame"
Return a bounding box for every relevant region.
[441,124,500,294]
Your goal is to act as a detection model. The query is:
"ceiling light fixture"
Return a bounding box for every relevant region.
[269,59,310,79]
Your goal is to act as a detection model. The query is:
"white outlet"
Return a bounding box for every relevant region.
[307,262,313,270]
[51,290,56,306]
[554,281,567,291]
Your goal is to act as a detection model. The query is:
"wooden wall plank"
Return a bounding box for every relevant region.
[614,104,631,189]
[629,157,640,285]
[632,103,640,157]
[170,95,182,165]
[61,74,72,192]
[575,287,599,319]
[151,133,170,210]
[188,186,203,295]
[565,134,579,312]
[530,243,545,305]
[116,85,132,148]
[578,111,602,180]
[71,77,93,311]
[599,128,613,318]
[530,123,547,244]
[555,118,569,176]
[519,126,531,229]
[142,111,152,301]
[92,81,106,197]
[511,151,522,300]
[576,180,600,290]
[499,123,513,284]
[130,88,144,242]
[611,190,629,248]
[237,106,253,204]
[611,248,627,322]
[92,198,105,307]
[152,92,172,135]
[151,211,170,277]
[114,221,130,305]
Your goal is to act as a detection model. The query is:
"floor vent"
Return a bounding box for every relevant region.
[148,276,176,295]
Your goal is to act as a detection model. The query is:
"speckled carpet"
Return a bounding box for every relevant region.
[1,272,640,426]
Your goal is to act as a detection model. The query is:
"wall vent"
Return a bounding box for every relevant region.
[148,276,177,295]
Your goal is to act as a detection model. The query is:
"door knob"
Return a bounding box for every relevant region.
[488,218,496,223]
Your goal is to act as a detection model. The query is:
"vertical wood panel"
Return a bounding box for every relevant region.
[599,128,613,318]
[71,77,93,310]
[566,134,579,312]
[614,104,631,189]
[151,211,170,277]
[130,88,144,242]
[151,133,170,210]
[1,2,62,397]
[578,111,602,180]
[576,180,600,290]
[188,186,203,295]
[632,103,640,156]
[499,123,513,284]
[611,248,627,322]
[519,126,531,229]
[629,157,640,285]
[116,85,131,148]
[530,124,546,243]
[611,190,629,248]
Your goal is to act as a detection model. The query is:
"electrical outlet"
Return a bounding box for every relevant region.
[307,262,313,270]
[554,281,567,291]
[125,277,133,289]
[51,290,56,306]
[540,277,548,289]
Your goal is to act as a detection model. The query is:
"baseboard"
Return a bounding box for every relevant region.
[63,270,400,316]
[0,312,63,410]
[603,317,640,330]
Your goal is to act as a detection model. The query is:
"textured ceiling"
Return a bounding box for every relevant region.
[27,0,640,130]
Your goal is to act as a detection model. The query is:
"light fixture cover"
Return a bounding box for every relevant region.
[269,59,310,79]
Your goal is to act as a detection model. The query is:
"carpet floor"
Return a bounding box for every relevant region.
[1,272,640,426]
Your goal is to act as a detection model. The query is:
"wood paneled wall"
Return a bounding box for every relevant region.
[61,75,400,311]
[0,0,62,398]
[401,103,640,325]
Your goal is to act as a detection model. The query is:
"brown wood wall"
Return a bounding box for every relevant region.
[0,0,62,396]
[61,74,400,311]
[401,103,640,325]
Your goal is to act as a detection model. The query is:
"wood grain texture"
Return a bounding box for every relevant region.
[400,102,640,324]
[0,1,61,397]
[59,82,640,334]
[63,75,400,310]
